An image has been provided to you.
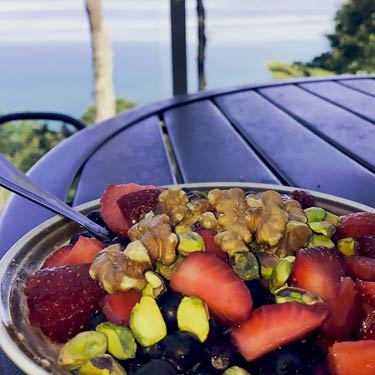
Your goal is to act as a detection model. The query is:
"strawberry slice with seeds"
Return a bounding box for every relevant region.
[24,264,105,342]
[194,227,227,260]
[335,212,375,240]
[117,188,163,226]
[327,341,375,375]
[170,252,252,325]
[356,280,375,306]
[290,247,345,301]
[344,255,375,281]
[230,302,328,361]
[100,183,157,236]
[100,290,141,326]
[41,236,105,268]
[321,277,361,340]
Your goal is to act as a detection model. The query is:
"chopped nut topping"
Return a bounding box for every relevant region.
[128,214,178,266]
[284,199,308,223]
[215,230,249,256]
[199,212,218,229]
[157,188,188,225]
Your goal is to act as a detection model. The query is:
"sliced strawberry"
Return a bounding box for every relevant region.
[41,236,105,268]
[359,235,375,259]
[100,183,157,236]
[290,247,345,301]
[100,290,141,326]
[326,340,375,375]
[321,277,361,340]
[194,227,227,260]
[336,212,375,240]
[344,255,375,281]
[42,245,73,268]
[230,302,328,361]
[117,188,163,226]
[24,264,105,342]
[358,303,375,340]
[356,280,375,306]
[170,252,252,325]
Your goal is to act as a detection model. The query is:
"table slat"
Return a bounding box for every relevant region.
[215,90,375,207]
[339,79,375,96]
[259,84,375,171]
[163,100,280,184]
[299,81,375,122]
[74,116,176,205]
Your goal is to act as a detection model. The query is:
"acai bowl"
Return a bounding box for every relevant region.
[1,183,375,375]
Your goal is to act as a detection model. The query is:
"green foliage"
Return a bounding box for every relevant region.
[269,0,375,79]
[80,97,137,125]
[268,62,333,79]
[0,121,75,172]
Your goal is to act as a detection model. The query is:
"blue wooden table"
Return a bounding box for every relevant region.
[0,75,374,374]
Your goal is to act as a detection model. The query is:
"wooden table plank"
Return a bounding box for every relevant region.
[259,84,375,172]
[163,100,280,184]
[74,116,176,205]
[299,81,375,122]
[339,78,375,96]
[215,90,375,207]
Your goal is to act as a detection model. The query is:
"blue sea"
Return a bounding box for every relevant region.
[0,0,345,117]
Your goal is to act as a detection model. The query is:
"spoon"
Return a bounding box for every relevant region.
[0,154,110,240]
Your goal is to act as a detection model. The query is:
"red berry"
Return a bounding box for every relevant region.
[326,340,375,375]
[356,280,375,306]
[170,252,252,326]
[358,304,375,340]
[100,290,141,326]
[290,247,345,301]
[344,256,375,281]
[290,190,314,209]
[358,235,375,259]
[24,264,105,342]
[230,302,328,361]
[41,245,73,268]
[336,212,375,240]
[194,227,227,260]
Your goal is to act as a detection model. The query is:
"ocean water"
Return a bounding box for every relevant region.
[0,0,344,117]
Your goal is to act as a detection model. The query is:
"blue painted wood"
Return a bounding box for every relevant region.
[339,78,375,96]
[215,90,375,207]
[299,81,375,122]
[163,99,280,184]
[74,116,176,205]
[258,84,375,172]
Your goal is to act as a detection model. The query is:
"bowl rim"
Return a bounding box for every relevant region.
[1,182,374,375]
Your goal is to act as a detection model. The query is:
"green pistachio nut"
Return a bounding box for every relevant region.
[223,366,253,375]
[308,221,336,238]
[304,207,327,223]
[96,323,136,360]
[337,237,358,256]
[269,259,293,294]
[177,231,205,255]
[156,255,184,280]
[177,296,210,342]
[79,354,127,375]
[255,252,279,280]
[308,233,335,249]
[325,212,341,226]
[58,331,107,371]
[231,251,260,281]
[142,271,167,298]
[275,287,323,305]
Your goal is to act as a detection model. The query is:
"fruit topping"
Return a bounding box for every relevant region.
[358,304,375,340]
[204,338,240,373]
[170,252,253,325]
[245,279,275,308]
[100,289,141,326]
[291,189,314,209]
[230,302,328,362]
[358,235,375,259]
[290,246,345,301]
[335,212,375,240]
[24,264,105,342]
[326,340,375,375]
[344,255,375,281]
[57,331,107,371]
[176,296,210,342]
[79,354,127,375]
[129,296,167,347]
[133,359,178,375]
[356,280,375,306]
[100,183,156,236]
[41,244,73,268]
[194,227,227,260]
[96,322,137,360]
[157,291,183,331]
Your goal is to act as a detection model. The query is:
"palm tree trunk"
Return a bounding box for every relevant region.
[197,0,206,91]
[85,0,116,123]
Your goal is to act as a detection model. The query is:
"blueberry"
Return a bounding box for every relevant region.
[157,291,183,331]
[204,338,239,373]
[87,312,106,331]
[87,210,107,227]
[245,279,274,308]
[137,342,160,363]
[134,359,178,375]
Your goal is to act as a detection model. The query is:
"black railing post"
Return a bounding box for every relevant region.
[170,0,188,96]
